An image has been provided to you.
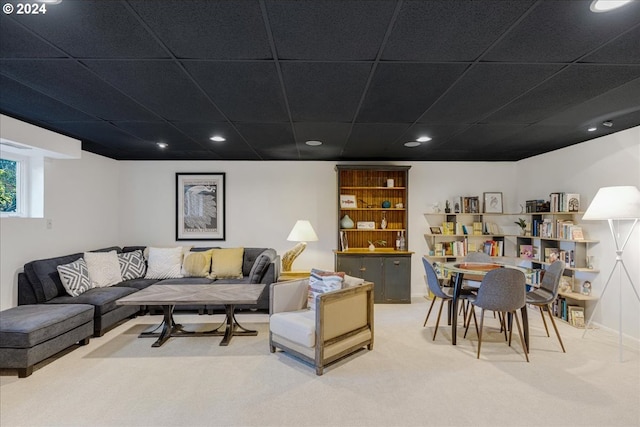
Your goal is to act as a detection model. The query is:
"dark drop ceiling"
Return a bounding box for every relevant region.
[1,0,640,161]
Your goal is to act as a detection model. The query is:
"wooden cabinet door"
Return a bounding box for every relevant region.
[383,256,411,303]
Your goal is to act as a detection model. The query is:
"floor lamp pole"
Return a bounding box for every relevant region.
[583,219,640,361]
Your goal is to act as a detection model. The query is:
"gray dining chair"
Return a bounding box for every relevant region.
[423,257,471,341]
[464,268,529,362]
[526,260,566,353]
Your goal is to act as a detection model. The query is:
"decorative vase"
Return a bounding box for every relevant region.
[340,214,355,229]
[368,243,376,252]
[380,212,387,229]
[382,200,391,208]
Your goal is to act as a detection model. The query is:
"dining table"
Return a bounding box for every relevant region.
[442,261,532,347]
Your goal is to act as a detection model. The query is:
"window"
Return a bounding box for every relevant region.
[0,156,21,215]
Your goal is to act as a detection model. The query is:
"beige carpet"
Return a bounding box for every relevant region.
[1,299,639,427]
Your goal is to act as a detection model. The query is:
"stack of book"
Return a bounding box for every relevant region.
[483,240,503,256]
[549,192,580,212]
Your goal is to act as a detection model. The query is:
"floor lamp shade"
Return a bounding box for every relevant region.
[582,186,640,221]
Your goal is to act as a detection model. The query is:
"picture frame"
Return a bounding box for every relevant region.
[340,194,357,209]
[176,173,225,240]
[430,226,442,234]
[483,192,503,213]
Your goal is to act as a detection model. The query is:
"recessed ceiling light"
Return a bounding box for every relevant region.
[305,140,323,146]
[590,0,633,13]
[587,127,597,132]
[210,136,226,142]
[416,136,432,142]
[404,141,421,147]
[157,142,168,148]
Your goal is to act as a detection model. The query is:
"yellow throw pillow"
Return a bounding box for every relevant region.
[210,248,244,279]
[182,250,213,278]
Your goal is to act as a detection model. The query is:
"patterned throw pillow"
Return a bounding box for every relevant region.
[118,250,146,280]
[144,247,184,279]
[84,250,123,287]
[57,258,93,297]
[181,250,213,278]
[307,268,345,310]
[210,248,244,279]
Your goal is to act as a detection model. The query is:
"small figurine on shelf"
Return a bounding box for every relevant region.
[581,281,592,296]
[368,240,387,252]
[444,200,451,213]
[380,212,387,229]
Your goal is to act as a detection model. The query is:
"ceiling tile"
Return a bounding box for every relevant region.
[129,0,271,59]
[0,15,64,58]
[266,0,396,60]
[357,63,468,122]
[383,0,535,61]
[282,62,372,122]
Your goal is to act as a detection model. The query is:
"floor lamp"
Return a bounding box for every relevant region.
[582,186,640,361]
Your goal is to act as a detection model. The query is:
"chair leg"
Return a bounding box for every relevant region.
[539,305,550,337]
[513,310,530,362]
[545,303,566,353]
[477,309,485,359]
[433,299,446,340]
[423,297,437,327]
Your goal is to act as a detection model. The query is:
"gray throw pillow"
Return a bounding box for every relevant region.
[248,254,272,283]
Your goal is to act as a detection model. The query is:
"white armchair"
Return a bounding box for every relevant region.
[269,278,374,375]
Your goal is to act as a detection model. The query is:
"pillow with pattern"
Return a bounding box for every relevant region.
[307,268,345,310]
[57,258,93,297]
[182,250,213,278]
[84,250,123,287]
[118,250,146,280]
[145,247,184,279]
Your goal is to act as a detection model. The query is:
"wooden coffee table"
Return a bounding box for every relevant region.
[117,284,265,347]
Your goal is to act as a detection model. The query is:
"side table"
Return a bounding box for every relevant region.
[278,271,310,281]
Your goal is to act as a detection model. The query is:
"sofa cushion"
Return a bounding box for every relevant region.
[57,258,93,297]
[47,286,137,316]
[0,304,94,348]
[248,250,275,283]
[270,309,316,348]
[118,250,146,280]
[210,248,244,279]
[182,250,213,278]
[24,252,84,302]
[242,247,269,276]
[84,250,123,288]
[308,269,344,310]
[145,247,184,279]
[114,278,159,290]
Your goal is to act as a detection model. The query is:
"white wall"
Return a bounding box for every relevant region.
[518,126,640,339]
[1,126,638,339]
[0,151,120,309]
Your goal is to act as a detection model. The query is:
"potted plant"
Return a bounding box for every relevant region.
[514,218,527,235]
[444,200,451,213]
[368,240,387,251]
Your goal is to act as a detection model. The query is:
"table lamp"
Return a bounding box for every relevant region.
[582,185,640,361]
[282,220,318,272]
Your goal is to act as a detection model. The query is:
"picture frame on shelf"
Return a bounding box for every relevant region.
[430,226,442,234]
[483,192,503,213]
[340,194,357,208]
[176,172,225,241]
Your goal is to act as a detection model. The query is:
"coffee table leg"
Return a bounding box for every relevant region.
[217,304,258,346]
[147,305,175,347]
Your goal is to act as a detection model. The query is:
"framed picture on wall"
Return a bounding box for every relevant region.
[176,173,225,240]
[483,192,503,213]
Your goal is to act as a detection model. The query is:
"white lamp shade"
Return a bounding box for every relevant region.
[287,220,319,242]
[583,186,640,220]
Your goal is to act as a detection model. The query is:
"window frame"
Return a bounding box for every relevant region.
[0,151,28,217]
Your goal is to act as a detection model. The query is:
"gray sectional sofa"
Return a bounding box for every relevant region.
[5,245,279,377]
[17,246,280,336]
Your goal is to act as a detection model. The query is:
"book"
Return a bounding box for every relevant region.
[566,193,580,212]
[568,306,585,328]
[544,247,560,263]
[519,244,533,259]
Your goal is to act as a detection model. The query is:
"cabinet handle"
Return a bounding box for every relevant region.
[359,267,366,272]
[393,261,400,266]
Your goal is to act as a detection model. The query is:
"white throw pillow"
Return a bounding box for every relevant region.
[145,247,184,279]
[84,250,123,288]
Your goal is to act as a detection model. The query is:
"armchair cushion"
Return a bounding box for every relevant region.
[270,309,315,347]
